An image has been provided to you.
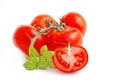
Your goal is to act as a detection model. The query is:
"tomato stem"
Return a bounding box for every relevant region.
[67,43,71,55]
[29,21,66,55]
[47,20,66,32]
[30,27,53,47]
[29,24,65,47]
[30,28,46,47]
[66,43,75,70]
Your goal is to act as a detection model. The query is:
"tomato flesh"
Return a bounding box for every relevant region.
[52,46,88,73]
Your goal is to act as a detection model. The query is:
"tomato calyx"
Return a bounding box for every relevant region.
[38,18,66,32]
[31,14,58,28]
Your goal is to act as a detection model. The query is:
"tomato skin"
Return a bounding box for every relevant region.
[31,14,58,28]
[13,25,45,56]
[52,46,88,73]
[46,26,83,51]
[61,12,87,36]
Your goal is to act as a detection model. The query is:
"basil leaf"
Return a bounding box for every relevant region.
[45,51,54,61]
[23,61,37,70]
[29,47,39,57]
[48,61,55,68]
[40,45,48,55]
[27,57,40,64]
[37,57,48,69]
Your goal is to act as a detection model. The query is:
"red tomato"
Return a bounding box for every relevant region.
[13,25,45,56]
[52,46,88,73]
[61,12,87,36]
[31,14,58,28]
[46,26,83,51]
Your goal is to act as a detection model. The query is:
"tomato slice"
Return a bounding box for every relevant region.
[52,46,88,73]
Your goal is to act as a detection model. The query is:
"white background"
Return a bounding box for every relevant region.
[0,0,120,80]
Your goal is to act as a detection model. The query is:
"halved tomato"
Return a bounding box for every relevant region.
[52,45,88,73]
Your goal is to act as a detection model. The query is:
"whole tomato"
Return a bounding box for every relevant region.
[13,25,45,56]
[46,26,83,51]
[52,45,88,73]
[61,12,87,36]
[31,14,58,28]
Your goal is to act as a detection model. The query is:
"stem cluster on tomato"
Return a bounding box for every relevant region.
[31,14,58,28]
[13,12,88,73]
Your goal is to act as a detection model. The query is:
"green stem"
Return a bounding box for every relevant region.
[30,27,54,47]
[29,22,66,48]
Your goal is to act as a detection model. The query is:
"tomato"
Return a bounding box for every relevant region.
[46,26,83,51]
[52,45,88,73]
[61,12,87,36]
[13,25,45,56]
[31,14,58,28]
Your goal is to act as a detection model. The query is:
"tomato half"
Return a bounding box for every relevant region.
[46,26,83,51]
[52,46,88,73]
[61,12,87,36]
[31,14,58,28]
[13,25,45,56]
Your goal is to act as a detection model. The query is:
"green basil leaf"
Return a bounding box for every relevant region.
[29,47,39,57]
[48,61,55,68]
[27,57,40,64]
[45,51,54,61]
[23,61,37,70]
[37,57,48,69]
[40,45,48,55]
